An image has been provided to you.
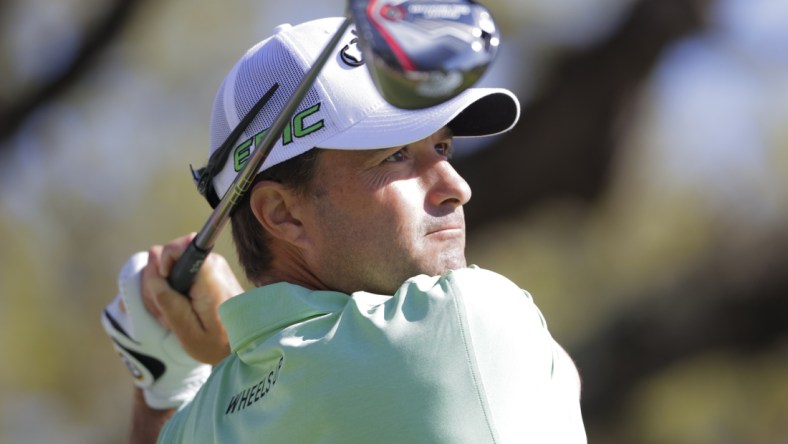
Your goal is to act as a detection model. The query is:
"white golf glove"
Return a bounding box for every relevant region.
[101,252,211,409]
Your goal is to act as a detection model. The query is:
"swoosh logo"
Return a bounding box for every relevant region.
[340,30,364,68]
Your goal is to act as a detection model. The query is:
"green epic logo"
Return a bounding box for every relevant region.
[233,102,325,172]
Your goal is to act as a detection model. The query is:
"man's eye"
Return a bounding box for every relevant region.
[383,149,407,163]
[435,142,453,159]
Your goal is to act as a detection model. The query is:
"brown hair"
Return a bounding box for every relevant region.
[230,149,322,285]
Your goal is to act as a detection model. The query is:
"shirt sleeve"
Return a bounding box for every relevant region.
[429,267,586,443]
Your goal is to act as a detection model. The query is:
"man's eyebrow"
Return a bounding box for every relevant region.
[395,127,454,151]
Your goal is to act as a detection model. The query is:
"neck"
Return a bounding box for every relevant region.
[256,240,328,291]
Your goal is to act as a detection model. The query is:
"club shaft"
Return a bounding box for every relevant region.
[168,16,353,295]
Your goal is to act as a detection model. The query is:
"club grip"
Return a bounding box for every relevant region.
[167,240,211,296]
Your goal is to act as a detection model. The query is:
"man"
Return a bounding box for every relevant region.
[102,17,586,443]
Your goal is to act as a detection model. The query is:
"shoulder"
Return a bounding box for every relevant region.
[399,266,529,303]
[383,266,542,331]
[412,267,550,337]
[444,266,526,295]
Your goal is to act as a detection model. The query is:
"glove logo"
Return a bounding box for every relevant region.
[118,351,145,380]
[109,338,166,387]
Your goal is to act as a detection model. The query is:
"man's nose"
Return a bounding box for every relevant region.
[425,159,472,208]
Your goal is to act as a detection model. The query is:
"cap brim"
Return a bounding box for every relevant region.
[316,87,520,150]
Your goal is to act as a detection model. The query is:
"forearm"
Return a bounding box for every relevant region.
[130,388,175,444]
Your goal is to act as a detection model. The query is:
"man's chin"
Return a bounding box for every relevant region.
[423,252,467,276]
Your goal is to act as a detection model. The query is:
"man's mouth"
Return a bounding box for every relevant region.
[426,225,464,237]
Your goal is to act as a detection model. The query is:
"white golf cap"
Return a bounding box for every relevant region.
[206,16,520,201]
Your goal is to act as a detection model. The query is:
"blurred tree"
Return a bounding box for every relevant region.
[456,0,712,229]
[0,0,145,142]
[574,231,788,428]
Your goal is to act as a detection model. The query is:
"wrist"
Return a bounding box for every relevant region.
[131,387,175,444]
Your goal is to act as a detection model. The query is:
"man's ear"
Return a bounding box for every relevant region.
[249,181,307,245]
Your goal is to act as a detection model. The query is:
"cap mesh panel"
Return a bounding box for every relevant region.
[209,38,326,174]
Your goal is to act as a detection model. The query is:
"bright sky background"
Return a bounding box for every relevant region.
[640,0,788,227]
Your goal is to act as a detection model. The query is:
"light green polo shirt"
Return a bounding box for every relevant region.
[158,267,586,443]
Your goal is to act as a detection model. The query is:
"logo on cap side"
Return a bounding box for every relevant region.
[340,30,364,68]
[233,103,325,172]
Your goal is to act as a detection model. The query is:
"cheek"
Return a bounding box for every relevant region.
[315,177,426,246]
[388,189,431,251]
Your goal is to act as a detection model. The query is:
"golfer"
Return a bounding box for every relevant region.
[102,17,586,443]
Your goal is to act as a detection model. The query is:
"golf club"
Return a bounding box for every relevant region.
[168,0,500,294]
[351,0,500,109]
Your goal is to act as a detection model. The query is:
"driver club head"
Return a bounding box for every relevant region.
[349,0,500,109]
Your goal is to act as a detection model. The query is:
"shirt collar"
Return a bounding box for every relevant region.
[218,282,350,353]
